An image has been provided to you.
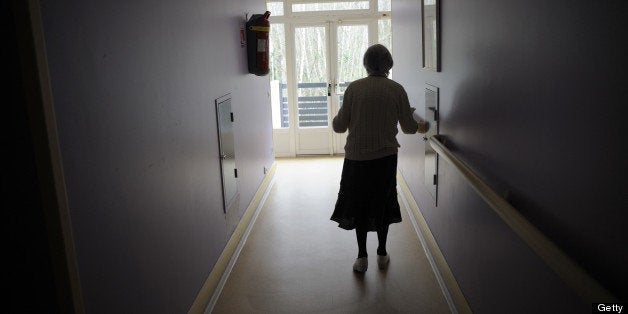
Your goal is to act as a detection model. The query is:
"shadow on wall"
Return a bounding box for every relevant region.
[443,63,626,300]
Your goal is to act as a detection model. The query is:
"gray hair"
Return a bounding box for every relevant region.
[363,44,393,77]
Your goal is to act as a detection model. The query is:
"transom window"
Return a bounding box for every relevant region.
[292,1,370,12]
[266,0,391,17]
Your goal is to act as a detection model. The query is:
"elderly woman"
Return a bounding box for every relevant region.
[330,44,428,272]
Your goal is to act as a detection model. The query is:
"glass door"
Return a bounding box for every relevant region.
[331,22,370,154]
[268,0,392,157]
[293,24,332,155]
[292,22,372,155]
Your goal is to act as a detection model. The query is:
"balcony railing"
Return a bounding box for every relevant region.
[278,82,349,128]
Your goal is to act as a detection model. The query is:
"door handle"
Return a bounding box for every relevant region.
[220,154,228,160]
[328,83,331,96]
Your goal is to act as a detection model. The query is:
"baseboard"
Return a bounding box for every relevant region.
[188,162,277,314]
[397,171,473,314]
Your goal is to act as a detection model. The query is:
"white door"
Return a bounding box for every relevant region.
[292,22,373,155]
[293,24,332,155]
[267,1,392,157]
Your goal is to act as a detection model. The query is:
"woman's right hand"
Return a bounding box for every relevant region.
[418,120,429,134]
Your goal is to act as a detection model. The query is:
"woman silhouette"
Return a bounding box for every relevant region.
[331,44,429,272]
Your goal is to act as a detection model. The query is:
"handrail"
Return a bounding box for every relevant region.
[427,136,617,303]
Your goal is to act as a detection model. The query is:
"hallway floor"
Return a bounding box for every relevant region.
[213,157,450,313]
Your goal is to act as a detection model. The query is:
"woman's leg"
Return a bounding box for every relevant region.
[377,224,389,256]
[356,226,368,258]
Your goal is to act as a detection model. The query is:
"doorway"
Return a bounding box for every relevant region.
[292,22,371,155]
[268,0,392,157]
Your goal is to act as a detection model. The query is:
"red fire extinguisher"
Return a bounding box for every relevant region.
[246,11,271,76]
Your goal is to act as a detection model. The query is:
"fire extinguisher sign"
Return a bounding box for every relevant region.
[240,22,245,47]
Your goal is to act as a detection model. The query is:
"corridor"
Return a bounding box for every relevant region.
[212,157,450,313]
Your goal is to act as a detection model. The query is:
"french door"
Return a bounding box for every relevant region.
[291,21,374,155]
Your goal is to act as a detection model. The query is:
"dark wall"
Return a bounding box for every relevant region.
[5,2,59,312]
[38,0,274,313]
[393,0,627,311]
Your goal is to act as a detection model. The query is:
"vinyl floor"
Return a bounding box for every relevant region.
[212,156,450,313]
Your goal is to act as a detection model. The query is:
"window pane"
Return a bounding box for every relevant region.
[269,24,288,129]
[378,19,392,51]
[378,19,392,77]
[295,26,328,128]
[337,24,368,99]
[378,0,391,11]
[292,1,369,12]
[266,2,284,16]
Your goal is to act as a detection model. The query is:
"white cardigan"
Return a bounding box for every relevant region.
[332,75,419,161]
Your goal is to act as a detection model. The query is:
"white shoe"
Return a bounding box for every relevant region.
[377,255,390,269]
[353,257,368,272]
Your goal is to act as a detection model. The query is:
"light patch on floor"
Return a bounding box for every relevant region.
[213,157,449,313]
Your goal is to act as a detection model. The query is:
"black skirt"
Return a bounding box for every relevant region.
[330,154,402,231]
